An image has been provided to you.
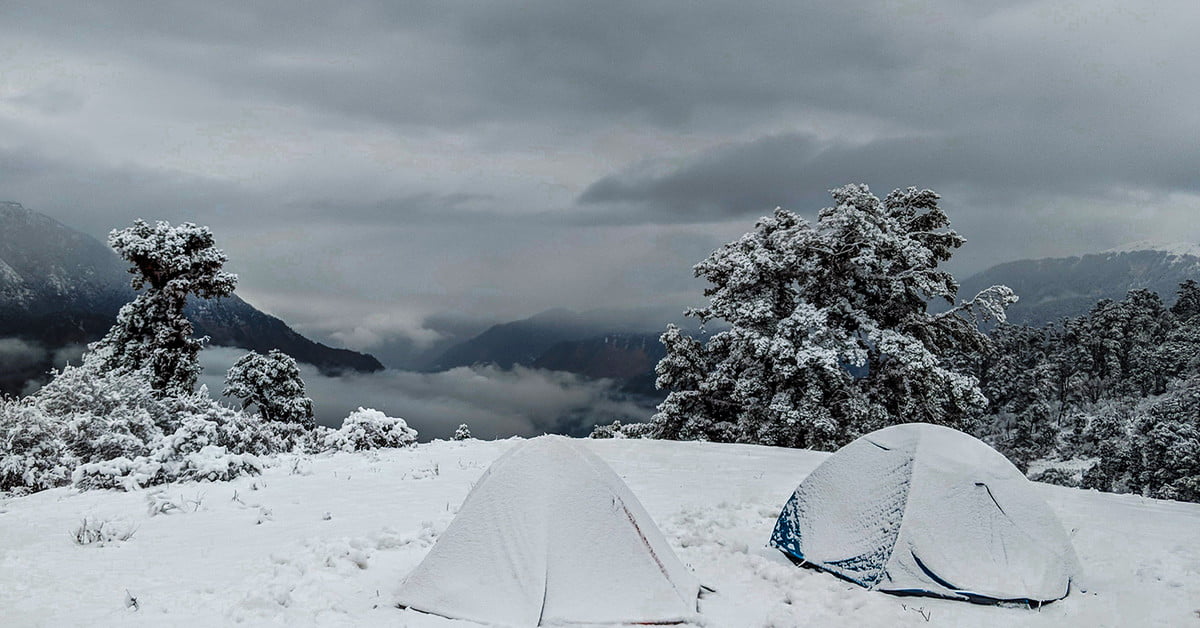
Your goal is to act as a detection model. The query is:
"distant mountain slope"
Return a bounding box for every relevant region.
[960,247,1200,327]
[430,309,674,398]
[533,333,666,380]
[0,201,382,393]
[430,308,595,371]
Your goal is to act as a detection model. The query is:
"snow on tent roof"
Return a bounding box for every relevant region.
[396,436,700,626]
[770,423,1080,604]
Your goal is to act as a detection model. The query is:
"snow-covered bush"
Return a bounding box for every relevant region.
[589,420,653,439]
[71,392,281,491]
[453,423,472,441]
[1029,467,1080,488]
[323,408,418,452]
[73,446,263,491]
[223,350,315,429]
[33,364,164,463]
[0,398,73,494]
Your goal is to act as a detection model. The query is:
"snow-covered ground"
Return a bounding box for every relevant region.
[1,438,1197,627]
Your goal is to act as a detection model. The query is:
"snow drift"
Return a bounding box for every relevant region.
[396,435,700,626]
[770,423,1080,603]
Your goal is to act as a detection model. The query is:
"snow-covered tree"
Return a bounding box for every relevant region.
[453,423,472,441]
[223,350,315,429]
[1170,279,1200,322]
[89,220,237,396]
[1083,376,1200,502]
[651,184,1014,450]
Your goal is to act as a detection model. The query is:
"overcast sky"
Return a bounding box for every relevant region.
[2,1,1198,358]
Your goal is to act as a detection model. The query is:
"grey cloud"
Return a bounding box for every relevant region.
[578,129,1200,223]
[0,338,46,372]
[0,2,956,130]
[5,84,87,116]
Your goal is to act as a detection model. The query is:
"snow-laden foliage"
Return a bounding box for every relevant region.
[589,419,654,439]
[0,360,303,495]
[1080,377,1200,502]
[0,397,73,494]
[652,185,1013,451]
[0,364,169,494]
[33,364,165,463]
[223,349,315,429]
[69,392,287,491]
[453,423,472,441]
[89,220,237,396]
[323,407,418,452]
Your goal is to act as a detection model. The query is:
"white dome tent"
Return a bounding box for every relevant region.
[770,423,1080,604]
[396,436,700,626]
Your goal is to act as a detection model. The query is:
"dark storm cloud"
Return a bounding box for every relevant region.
[578,128,1200,222]
[0,145,249,237]
[3,1,906,129]
[2,0,1198,354]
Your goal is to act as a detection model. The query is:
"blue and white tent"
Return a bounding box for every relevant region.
[770,423,1080,604]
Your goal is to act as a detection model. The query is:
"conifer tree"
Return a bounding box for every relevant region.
[89,220,237,396]
[652,184,1013,450]
[223,349,315,429]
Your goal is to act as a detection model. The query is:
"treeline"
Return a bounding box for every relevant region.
[966,281,1200,502]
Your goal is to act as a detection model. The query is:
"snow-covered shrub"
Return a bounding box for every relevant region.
[303,425,336,454]
[4,351,299,494]
[161,390,295,456]
[589,420,653,439]
[33,364,164,462]
[71,392,279,491]
[323,407,418,452]
[1029,467,1079,488]
[453,423,472,441]
[0,398,73,494]
[223,350,315,429]
[73,446,263,491]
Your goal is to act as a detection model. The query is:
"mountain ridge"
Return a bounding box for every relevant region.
[960,246,1200,326]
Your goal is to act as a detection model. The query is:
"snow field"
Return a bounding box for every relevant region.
[1,438,1198,627]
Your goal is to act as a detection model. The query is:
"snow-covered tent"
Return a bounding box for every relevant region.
[396,436,700,626]
[770,423,1080,604]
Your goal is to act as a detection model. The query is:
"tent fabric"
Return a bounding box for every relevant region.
[770,423,1080,604]
[396,436,700,626]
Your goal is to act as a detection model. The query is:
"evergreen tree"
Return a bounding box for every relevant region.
[453,423,472,440]
[652,184,1014,450]
[89,220,237,396]
[223,350,315,429]
[1170,279,1200,322]
[1158,281,1200,378]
